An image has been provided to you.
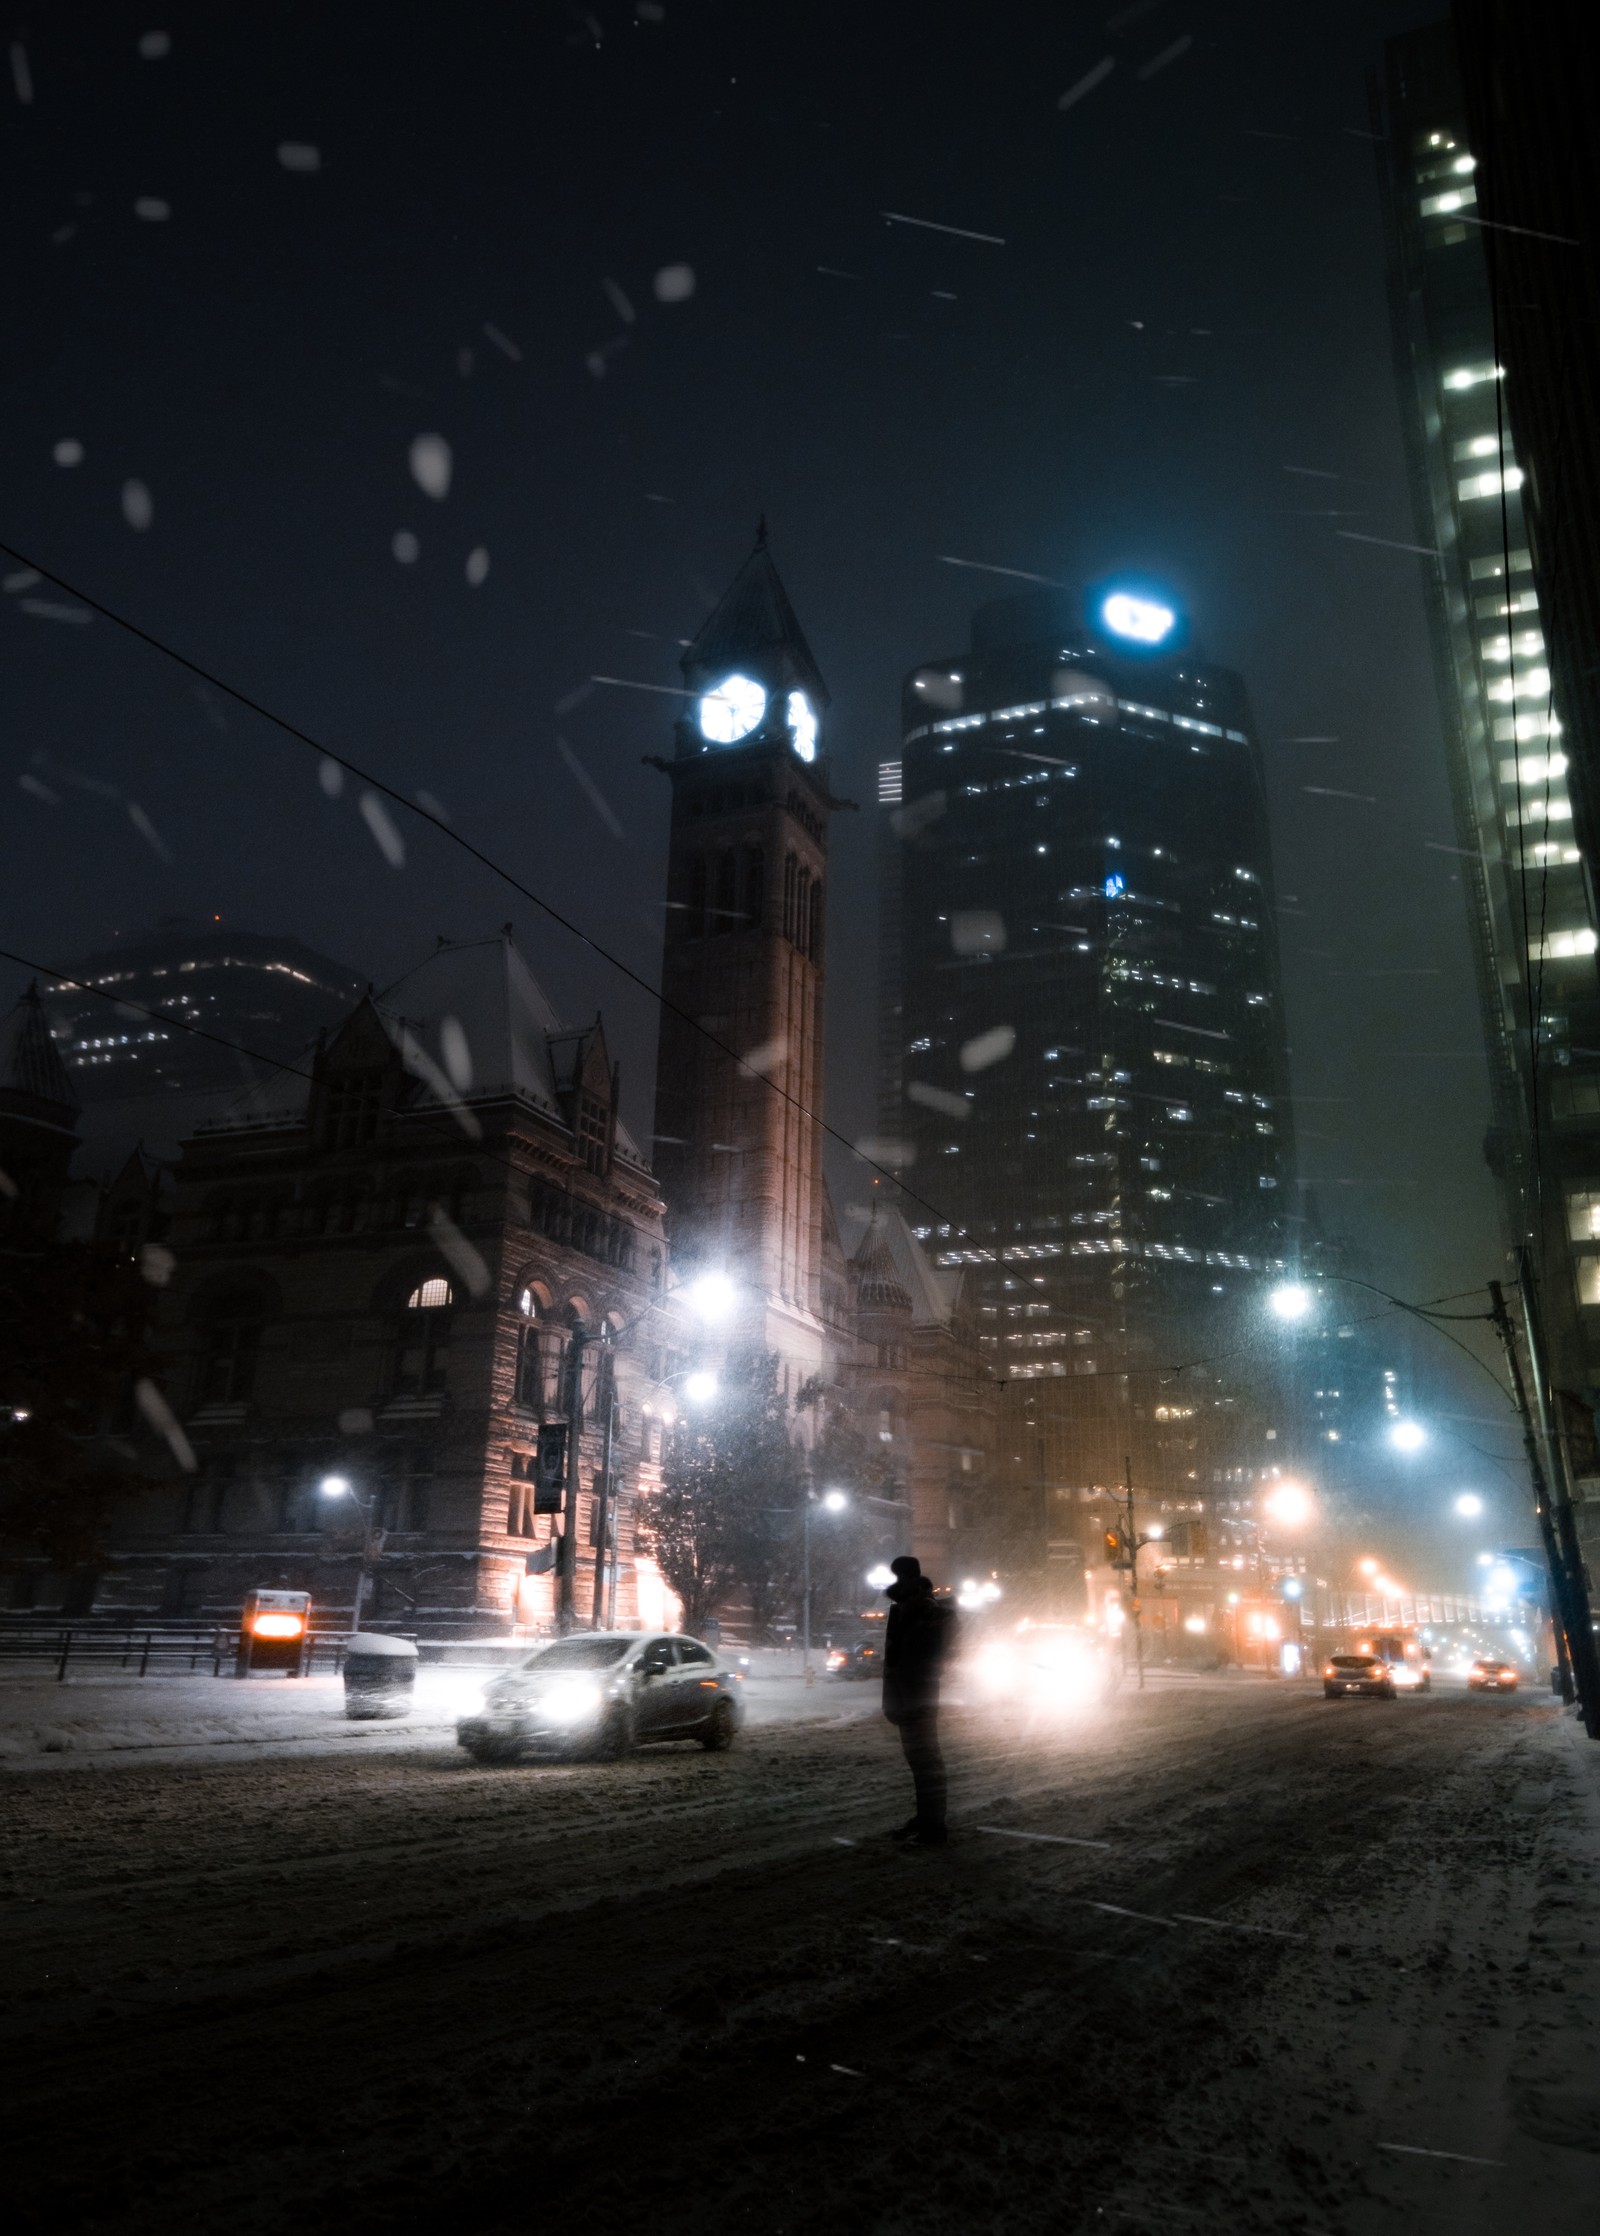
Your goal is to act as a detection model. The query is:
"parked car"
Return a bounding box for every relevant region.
[825,1636,884,1680]
[1322,1652,1396,1699]
[456,1632,745,1762]
[1467,1657,1520,1692]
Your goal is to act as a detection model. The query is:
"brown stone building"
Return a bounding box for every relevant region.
[85,930,679,1633]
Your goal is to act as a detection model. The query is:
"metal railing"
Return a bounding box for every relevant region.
[0,1624,354,1681]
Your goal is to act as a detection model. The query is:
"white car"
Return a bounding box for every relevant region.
[456,1631,745,1762]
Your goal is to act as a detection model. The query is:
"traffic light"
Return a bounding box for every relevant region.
[1103,1527,1128,1568]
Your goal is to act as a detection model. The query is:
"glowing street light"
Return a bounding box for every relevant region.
[1454,1491,1484,1518]
[319,1473,353,1500]
[1264,1480,1313,1527]
[1357,1556,1380,1579]
[866,1562,895,1590]
[683,1370,719,1407]
[1388,1419,1427,1453]
[1268,1281,1314,1322]
[821,1488,849,1514]
[682,1270,739,1326]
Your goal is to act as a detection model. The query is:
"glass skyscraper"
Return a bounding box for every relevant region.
[1378,25,1600,1515]
[879,584,1296,1497]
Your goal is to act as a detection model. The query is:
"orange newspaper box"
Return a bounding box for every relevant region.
[236,1589,312,1677]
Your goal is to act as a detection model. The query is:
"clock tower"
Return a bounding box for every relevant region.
[652,530,838,1382]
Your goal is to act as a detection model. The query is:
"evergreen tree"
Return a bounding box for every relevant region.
[642,1347,804,1636]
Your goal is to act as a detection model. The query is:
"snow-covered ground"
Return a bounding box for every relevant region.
[0,1652,877,1767]
[3,1674,1595,2235]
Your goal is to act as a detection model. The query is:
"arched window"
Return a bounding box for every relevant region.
[394,1281,453,1394]
[743,844,764,927]
[514,1286,543,1412]
[195,1291,267,1407]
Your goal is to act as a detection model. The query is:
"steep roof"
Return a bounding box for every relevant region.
[850,1207,913,1312]
[202,931,648,1167]
[841,1200,959,1328]
[0,983,79,1119]
[681,532,830,705]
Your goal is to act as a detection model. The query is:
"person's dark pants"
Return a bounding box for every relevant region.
[896,1707,947,1831]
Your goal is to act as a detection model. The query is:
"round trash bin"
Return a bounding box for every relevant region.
[342,1633,418,1719]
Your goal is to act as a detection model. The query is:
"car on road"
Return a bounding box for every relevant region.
[1322,1652,1396,1699]
[1467,1656,1520,1692]
[968,1621,1118,1711]
[456,1631,745,1762]
[825,1635,883,1679]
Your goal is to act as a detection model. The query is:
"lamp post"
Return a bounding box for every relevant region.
[801,1488,849,1682]
[557,1269,739,1635]
[318,1473,382,1635]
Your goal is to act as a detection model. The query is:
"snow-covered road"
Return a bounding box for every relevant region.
[2,1675,1595,2234]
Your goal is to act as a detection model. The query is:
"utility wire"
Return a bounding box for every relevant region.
[0,532,951,1224]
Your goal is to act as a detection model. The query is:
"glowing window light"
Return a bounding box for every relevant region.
[1100,591,1177,645]
[407,1278,453,1310]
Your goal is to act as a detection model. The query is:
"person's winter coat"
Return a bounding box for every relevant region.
[882,1577,956,1723]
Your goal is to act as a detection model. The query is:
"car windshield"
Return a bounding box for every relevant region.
[1332,1656,1378,1667]
[522,1638,631,1671]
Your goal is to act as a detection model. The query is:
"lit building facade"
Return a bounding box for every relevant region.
[1377,27,1600,1534]
[44,921,365,1103]
[880,583,1296,1502]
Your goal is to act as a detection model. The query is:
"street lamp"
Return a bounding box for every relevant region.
[1454,1491,1484,1518]
[1264,1480,1314,1527]
[318,1473,379,1633]
[1388,1419,1427,1453]
[1268,1281,1314,1322]
[800,1488,851,1681]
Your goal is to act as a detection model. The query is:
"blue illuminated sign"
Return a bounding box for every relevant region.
[1103,872,1126,899]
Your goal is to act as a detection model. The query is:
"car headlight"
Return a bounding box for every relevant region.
[543,1679,604,1723]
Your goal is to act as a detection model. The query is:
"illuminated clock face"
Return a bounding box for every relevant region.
[698,672,767,744]
[787,690,818,762]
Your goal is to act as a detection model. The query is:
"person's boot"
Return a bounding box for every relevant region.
[910,1821,948,1847]
[889,1815,921,1842]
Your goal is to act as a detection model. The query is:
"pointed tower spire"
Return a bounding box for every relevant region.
[0,982,79,1118]
[680,531,829,709]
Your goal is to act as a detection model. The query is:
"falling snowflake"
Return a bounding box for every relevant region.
[121,480,154,530]
[960,1025,1016,1073]
[277,142,320,172]
[440,1017,473,1091]
[392,529,420,563]
[602,277,636,324]
[465,545,490,587]
[409,433,452,499]
[653,264,695,302]
[137,31,171,60]
[134,197,171,222]
[10,41,33,104]
[359,790,405,866]
[318,757,344,797]
[53,438,84,466]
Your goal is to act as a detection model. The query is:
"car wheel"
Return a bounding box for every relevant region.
[1420,1673,1431,1692]
[593,1706,636,1760]
[1380,1683,1396,1700]
[462,1738,518,1765]
[700,1698,737,1752]
[1323,1685,1339,1698]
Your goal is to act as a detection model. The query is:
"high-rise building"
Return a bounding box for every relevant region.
[43,920,366,1104]
[879,582,1297,1499]
[651,530,837,1385]
[1376,26,1600,1549]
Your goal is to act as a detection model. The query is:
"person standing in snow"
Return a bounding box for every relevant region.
[881,1554,956,1847]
